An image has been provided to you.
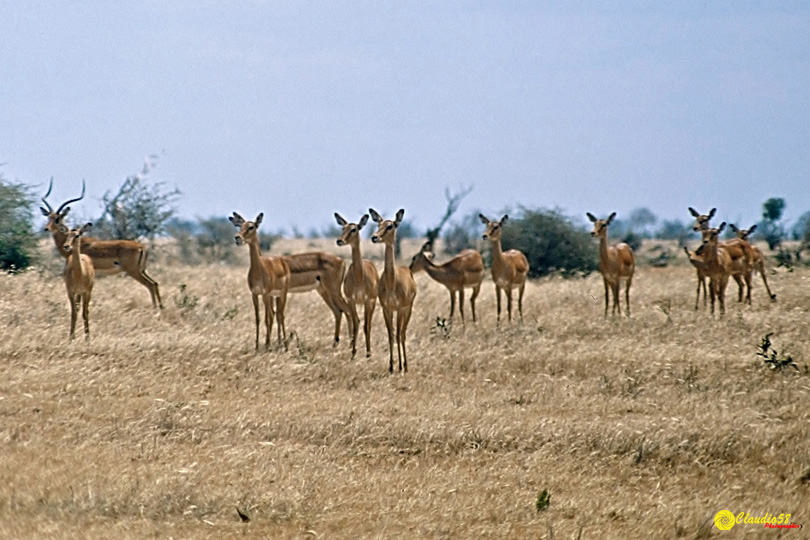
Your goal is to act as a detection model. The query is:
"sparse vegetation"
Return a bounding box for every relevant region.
[0,238,808,539]
[0,176,38,271]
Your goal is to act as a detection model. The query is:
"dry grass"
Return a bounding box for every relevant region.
[1,240,809,539]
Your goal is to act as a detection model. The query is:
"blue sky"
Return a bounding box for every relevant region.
[2,1,809,234]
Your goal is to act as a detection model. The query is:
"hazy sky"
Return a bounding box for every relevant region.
[2,1,809,235]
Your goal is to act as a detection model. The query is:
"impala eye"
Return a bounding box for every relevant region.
[386,224,393,230]
[350,227,357,234]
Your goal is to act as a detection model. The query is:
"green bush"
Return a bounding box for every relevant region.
[0,177,38,272]
[499,207,598,278]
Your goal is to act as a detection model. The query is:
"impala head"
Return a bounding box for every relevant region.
[369,208,404,245]
[229,212,263,246]
[729,223,756,241]
[586,212,616,238]
[688,207,716,233]
[695,222,726,255]
[63,222,93,253]
[479,214,508,242]
[409,242,435,272]
[335,212,369,247]
[40,178,86,235]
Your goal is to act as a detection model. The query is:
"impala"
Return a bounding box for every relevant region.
[229,216,353,348]
[409,242,484,323]
[729,224,776,301]
[687,207,715,309]
[63,223,95,340]
[478,214,529,322]
[229,212,290,351]
[695,223,732,316]
[369,208,417,373]
[335,213,379,358]
[40,179,163,308]
[587,213,635,317]
[689,207,753,305]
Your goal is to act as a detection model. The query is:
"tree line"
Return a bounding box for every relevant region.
[2,164,809,275]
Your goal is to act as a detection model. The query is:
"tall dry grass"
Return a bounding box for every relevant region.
[1,239,808,539]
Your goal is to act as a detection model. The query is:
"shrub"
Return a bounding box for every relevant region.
[0,176,38,272]
[499,207,598,278]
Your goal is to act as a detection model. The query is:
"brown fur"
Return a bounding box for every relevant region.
[478,214,529,322]
[370,209,417,373]
[63,223,95,340]
[587,212,635,317]
[335,213,379,358]
[410,245,484,323]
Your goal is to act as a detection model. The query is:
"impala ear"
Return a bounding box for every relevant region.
[688,207,700,218]
[255,213,263,227]
[586,212,597,223]
[478,213,489,225]
[358,214,369,229]
[394,208,405,226]
[40,206,50,217]
[607,212,616,224]
[420,241,432,253]
[718,222,726,233]
[729,224,739,232]
[334,213,347,227]
[748,224,757,233]
[61,207,71,218]
[500,215,509,225]
[708,208,716,219]
[369,208,383,223]
[81,222,93,233]
[229,212,245,227]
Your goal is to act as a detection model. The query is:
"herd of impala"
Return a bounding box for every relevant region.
[39,182,777,372]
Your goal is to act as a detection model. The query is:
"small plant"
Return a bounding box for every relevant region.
[174,283,199,310]
[756,333,798,372]
[431,317,452,340]
[535,489,551,512]
[654,298,672,323]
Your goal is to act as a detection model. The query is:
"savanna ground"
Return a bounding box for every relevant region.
[1,238,809,539]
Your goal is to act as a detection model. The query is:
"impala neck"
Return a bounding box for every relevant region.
[382,239,397,287]
[490,237,505,267]
[350,239,365,279]
[67,240,84,275]
[247,238,264,269]
[423,258,450,283]
[598,234,609,265]
[52,229,70,258]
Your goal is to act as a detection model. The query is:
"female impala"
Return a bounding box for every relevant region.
[229,212,290,351]
[695,223,733,316]
[587,212,635,317]
[729,224,776,302]
[409,243,484,323]
[63,223,95,340]
[334,212,379,358]
[478,214,529,322]
[369,208,417,373]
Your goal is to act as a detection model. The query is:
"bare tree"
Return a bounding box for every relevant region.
[422,185,473,253]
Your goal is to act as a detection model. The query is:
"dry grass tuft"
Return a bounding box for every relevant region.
[1,241,809,538]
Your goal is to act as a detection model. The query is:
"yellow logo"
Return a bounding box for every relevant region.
[715,510,736,530]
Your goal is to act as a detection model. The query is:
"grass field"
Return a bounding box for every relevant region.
[1,239,808,539]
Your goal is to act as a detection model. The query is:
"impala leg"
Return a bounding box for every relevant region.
[732,274,744,302]
[759,265,776,301]
[603,279,610,318]
[382,306,395,373]
[518,282,525,321]
[709,279,717,317]
[275,295,288,351]
[612,281,621,316]
[252,294,261,350]
[496,285,503,322]
[131,269,162,309]
[744,272,752,305]
[505,288,514,322]
[624,276,632,317]
[82,293,91,339]
[398,305,413,373]
[264,295,274,350]
[458,287,465,324]
[719,276,728,316]
[470,284,480,323]
[68,294,78,340]
[346,301,360,359]
[448,290,456,321]
[364,299,376,358]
